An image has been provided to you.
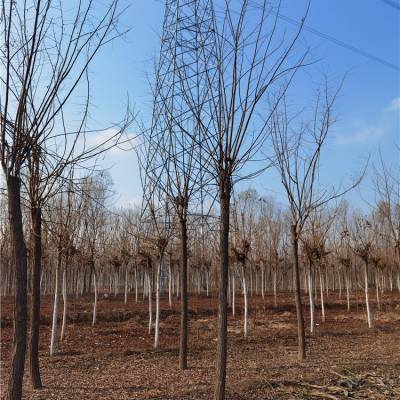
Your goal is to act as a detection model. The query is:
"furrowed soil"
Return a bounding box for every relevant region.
[1,291,400,399]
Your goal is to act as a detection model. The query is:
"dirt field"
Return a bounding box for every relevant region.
[1,291,400,399]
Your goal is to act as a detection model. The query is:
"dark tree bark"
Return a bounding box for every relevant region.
[291,224,306,361]
[29,206,43,388]
[214,180,231,400]
[179,218,188,369]
[7,175,28,400]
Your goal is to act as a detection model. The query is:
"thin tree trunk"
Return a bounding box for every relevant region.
[205,270,208,296]
[291,224,306,361]
[179,219,188,369]
[168,262,172,308]
[241,265,248,338]
[124,264,128,305]
[29,206,43,389]
[255,267,258,295]
[134,267,138,303]
[375,269,380,311]
[60,263,67,340]
[232,273,235,318]
[154,256,162,348]
[345,273,350,311]
[143,273,146,300]
[88,266,93,295]
[308,264,314,333]
[50,251,61,356]
[214,187,230,400]
[250,267,253,297]
[261,265,265,299]
[7,175,28,399]
[92,265,98,326]
[197,269,201,295]
[397,270,400,293]
[364,261,372,328]
[176,269,179,298]
[147,270,152,334]
[227,272,231,306]
[319,267,325,322]
[326,269,329,297]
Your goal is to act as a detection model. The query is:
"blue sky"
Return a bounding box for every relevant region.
[85,0,399,211]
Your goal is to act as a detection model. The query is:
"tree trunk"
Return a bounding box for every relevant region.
[124,264,128,305]
[92,265,98,326]
[154,256,162,348]
[7,175,28,400]
[206,269,209,297]
[179,219,189,369]
[364,261,372,328]
[197,269,201,295]
[135,267,138,303]
[250,267,253,297]
[319,267,325,322]
[345,272,350,311]
[60,263,67,340]
[214,185,230,400]
[227,272,231,306]
[241,265,248,338]
[307,263,314,334]
[291,224,306,361]
[50,251,61,356]
[147,270,152,334]
[261,265,265,299]
[176,269,179,298]
[232,273,235,318]
[29,206,43,389]
[168,261,172,308]
[375,269,380,311]
[88,265,93,295]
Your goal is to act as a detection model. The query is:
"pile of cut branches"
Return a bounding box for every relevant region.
[278,369,400,399]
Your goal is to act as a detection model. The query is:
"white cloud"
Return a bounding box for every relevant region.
[335,97,397,146]
[335,126,384,145]
[85,128,136,156]
[386,97,400,113]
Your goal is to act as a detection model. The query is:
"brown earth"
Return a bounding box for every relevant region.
[1,291,400,399]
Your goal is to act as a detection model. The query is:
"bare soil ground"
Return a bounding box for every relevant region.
[1,291,400,399]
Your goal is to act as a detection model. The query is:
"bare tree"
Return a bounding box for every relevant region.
[0,1,126,396]
[231,189,259,337]
[137,137,175,348]
[373,155,400,282]
[269,81,360,360]
[346,214,377,328]
[81,172,114,326]
[177,2,306,397]
[142,0,217,368]
[301,210,335,330]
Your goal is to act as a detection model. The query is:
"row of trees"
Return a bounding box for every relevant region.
[1,171,399,385]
